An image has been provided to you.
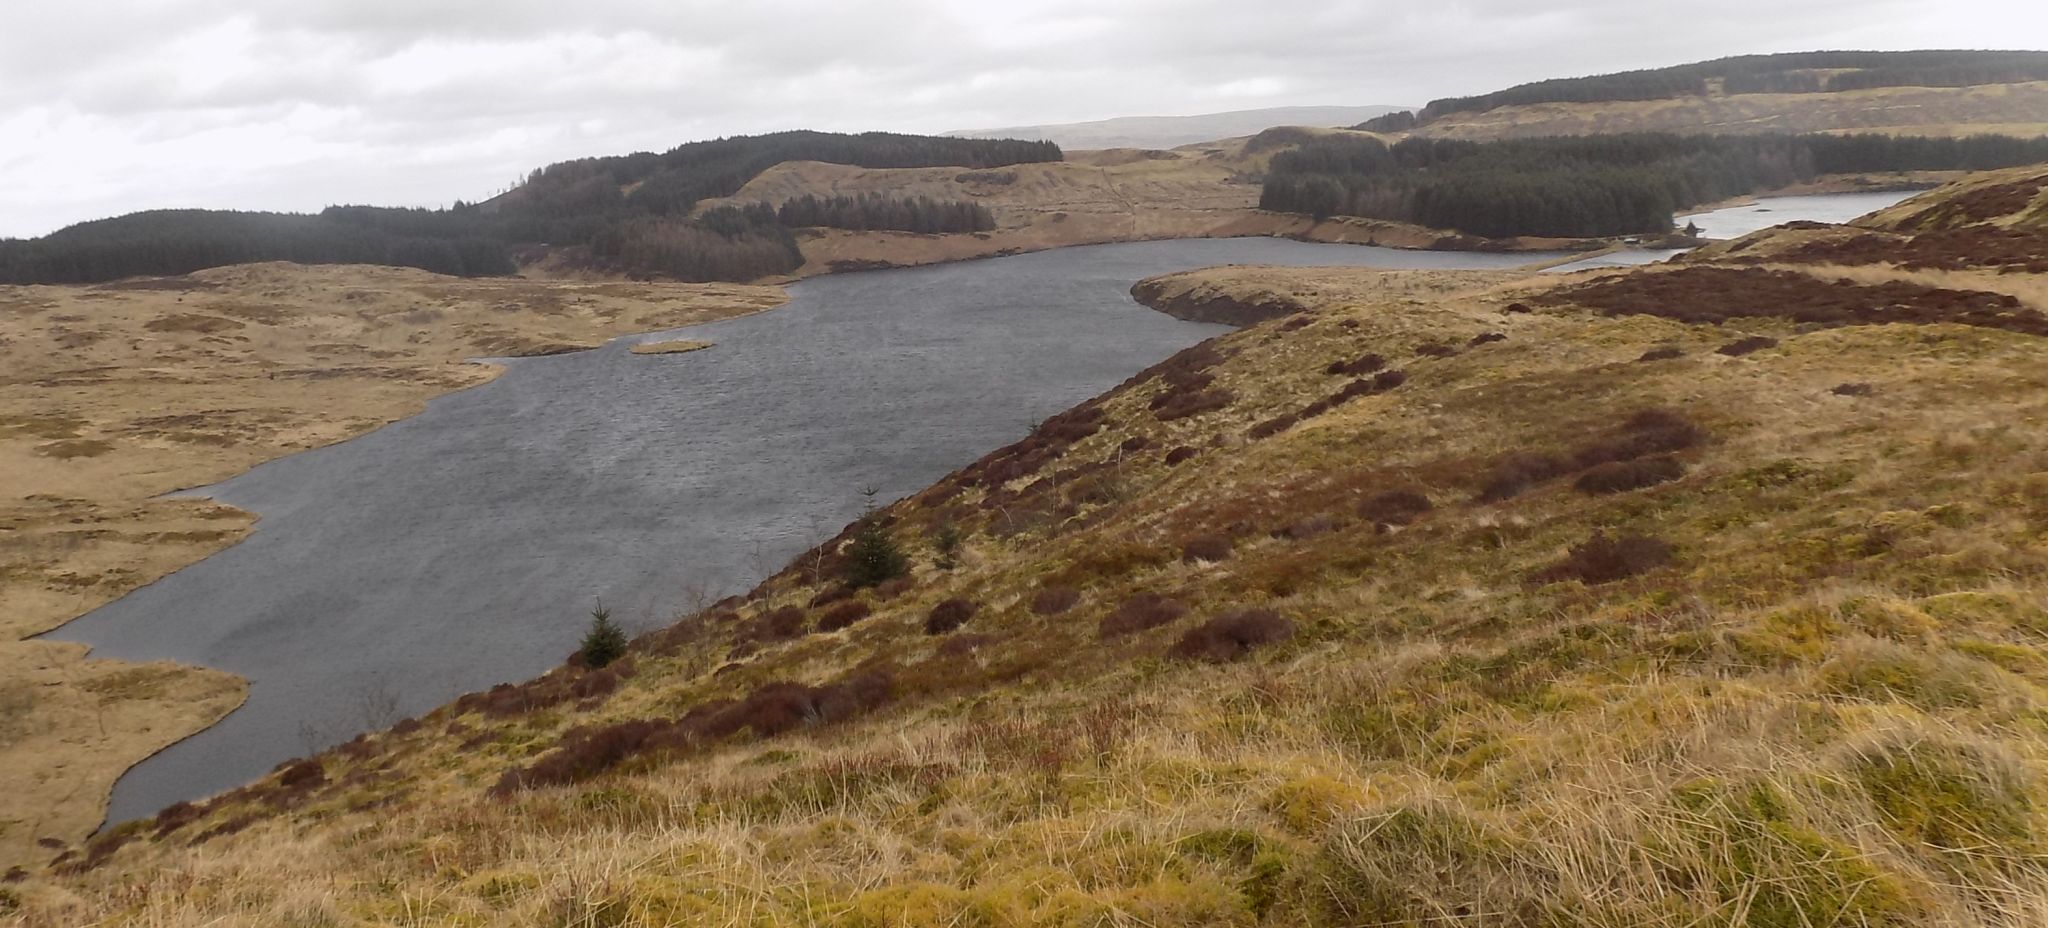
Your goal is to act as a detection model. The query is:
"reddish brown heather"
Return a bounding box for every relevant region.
[1533,532,1676,586]
[1358,490,1433,526]
[816,599,872,632]
[1748,227,2048,274]
[1717,335,1779,357]
[924,598,978,635]
[1098,592,1189,638]
[1540,266,2047,335]
[1181,534,1234,563]
[1891,176,2047,231]
[1168,609,1295,662]
[1030,585,1082,615]
[1637,345,1685,362]
[1574,455,1687,494]
[1325,353,1386,376]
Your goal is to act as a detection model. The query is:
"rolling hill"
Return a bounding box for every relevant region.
[1366,50,2048,140]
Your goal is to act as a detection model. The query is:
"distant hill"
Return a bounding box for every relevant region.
[1361,50,2048,140]
[945,105,1409,151]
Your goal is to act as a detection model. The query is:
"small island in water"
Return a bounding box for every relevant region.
[629,338,715,355]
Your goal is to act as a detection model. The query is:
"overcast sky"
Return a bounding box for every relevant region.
[4,0,2043,237]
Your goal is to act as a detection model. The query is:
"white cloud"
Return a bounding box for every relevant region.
[3,0,2044,236]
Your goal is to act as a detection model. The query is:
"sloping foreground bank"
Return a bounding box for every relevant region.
[13,167,2048,926]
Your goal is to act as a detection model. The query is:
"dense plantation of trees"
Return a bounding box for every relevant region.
[592,205,806,283]
[0,131,1061,286]
[1383,51,2048,126]
[0,209,515,284]
[776,194,996,233]
[1261,132,2048,239]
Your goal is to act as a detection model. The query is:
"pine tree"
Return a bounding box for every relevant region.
[578,597,628,669]
[843,487,908,588]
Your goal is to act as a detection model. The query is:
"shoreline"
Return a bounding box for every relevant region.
[0,266,788,865]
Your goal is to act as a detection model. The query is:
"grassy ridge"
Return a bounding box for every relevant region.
[12,170,2048,926]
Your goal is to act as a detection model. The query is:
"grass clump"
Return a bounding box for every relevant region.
[1848,732,2039,856]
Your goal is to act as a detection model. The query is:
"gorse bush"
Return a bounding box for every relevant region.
[578,598,629,670]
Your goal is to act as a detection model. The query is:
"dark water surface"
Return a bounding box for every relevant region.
[51,237,1558,823]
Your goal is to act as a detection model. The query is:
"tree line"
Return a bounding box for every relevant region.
[775,194,995,234]
[0,131,1059,286]
[1260,132,2048,239]
[1359,51,2048,129]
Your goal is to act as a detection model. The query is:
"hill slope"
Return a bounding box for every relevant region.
[15,167,2048,926]
[945,105,1408,151]
[1369,51,2048,140]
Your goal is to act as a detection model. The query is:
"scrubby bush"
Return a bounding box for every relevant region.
[1717,335,1780,356]
[746,606,808,642]
[1031,586,1082,615]
[1478,453,1574,502]
[1099,592,1188,638]
[1533,532,1675,584]
[1359,490,1433,526]
[1573,408,1706,468]
[925,598,978,635]
[1325,353,1386,376]
[1277,514,1341,539]
[1169,609,1296,661]
[817,599,872,632]
[1638,345,1685,361]
[578,598,629,669]
[1574,455,1686,494]
[1182,534,1235,563]
[1164,446,1199,466]
[1832,382,1876,396]
[1468,332,1507,346]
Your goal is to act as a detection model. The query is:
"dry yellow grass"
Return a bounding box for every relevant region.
[12,170,2048,925]
[0,263,784,868]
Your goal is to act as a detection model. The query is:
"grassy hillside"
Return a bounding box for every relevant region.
[1364,51,2048,139]
[11,167,2048,926]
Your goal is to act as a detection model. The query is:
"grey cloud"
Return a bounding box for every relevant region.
[3,0,2043,236]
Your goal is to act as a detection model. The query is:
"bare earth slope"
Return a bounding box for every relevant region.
[1406,80,2048,140]
[0,264,783,869]
[15,168,2048,926]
